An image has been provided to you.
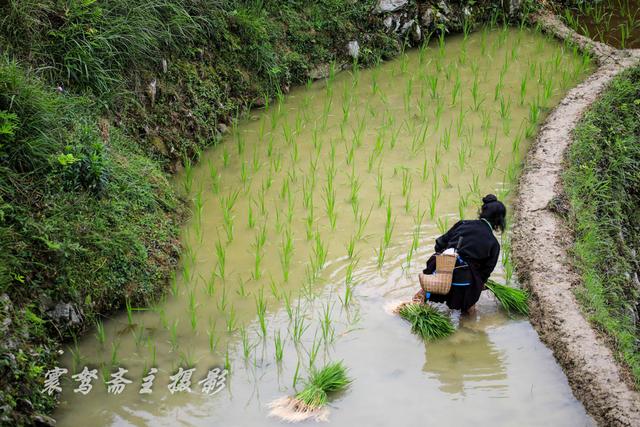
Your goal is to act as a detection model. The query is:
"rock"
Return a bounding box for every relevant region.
[47,302,82,328]
[217,123,228,134]
[437,0,450,16]
[151,136,168,156]
[347,40,360,58]
[383,15,397,31]
[421,8,435,28]
[411,22,422,43]
[308,63,330,80]
[147,79,157,107]
[509,0,522,17]
[32,414,57,427]
[375,0,409,13]
[400,18,415,36]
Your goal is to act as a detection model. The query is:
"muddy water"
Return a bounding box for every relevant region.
[54,28,594,426]
[563,0,640,49]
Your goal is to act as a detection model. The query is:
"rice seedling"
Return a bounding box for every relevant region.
[320,303,334,343]
[305,201,315,241]
[355,205,372,240]
[455,107,467,138]
[188,290,198,332]
[215,237,226,281]
[376,167,384,207]
[436,216,450,235]
[519,74,528,106]
[225,348,231,373]
[236,129,246,156]
[226,303,237,333]
[274,330,284,363]
[455,187,468,219]
[222,146,230,168]
[283,290,293,320]
[469,170,481,195]
[441,125,452,151]
[267,276,281,301]
[451,73,461,106]
[397,303,455,340]
[182,155,193,195]
[349,169,361,207]
[485,280,529,315]
[346,234,356,259]
[322,183,337,230]
[499,96,511,121]
[110,340,121,367]
[422,156,429,182]
[218,282,228,312]
[280,228,294,282]
[307,334,322,369]
[95,319,106,346]
[375,238,387,269]
[240,326,254,361]
[429,177,440,219]
[252,222,267,280]
[208,160,221,194]
[269,361,351,422]
[125,298,134,326]
[341,282,354,307]
[255,288,268,336]
[471,76,484,111]
[292,305,308,343]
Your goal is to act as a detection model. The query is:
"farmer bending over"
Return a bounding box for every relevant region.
[415,194,506,313]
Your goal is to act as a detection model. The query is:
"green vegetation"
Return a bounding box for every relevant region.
[564,65,640,387]
[0,0,552,423]
[0,0,401,167]
[295,361,351,409]
[485,280,529,315]
[398,303,455,340]
[0,58,180,424]
[559,0,640,49]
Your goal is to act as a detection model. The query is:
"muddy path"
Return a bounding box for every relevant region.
[511,12,640,427]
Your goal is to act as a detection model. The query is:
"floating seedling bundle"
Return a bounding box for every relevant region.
[268,361,352,422]
[485,280,529,315]
[396,302,455,341]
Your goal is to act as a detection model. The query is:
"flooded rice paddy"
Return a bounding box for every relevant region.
[55,27,595,426]
[562,0,640,49]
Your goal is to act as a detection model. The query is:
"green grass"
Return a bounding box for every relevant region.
[485,280,529,315]
[0,58,180,423]
[295,361,351,408]
[564,64,640,387]
[398,303,455,341]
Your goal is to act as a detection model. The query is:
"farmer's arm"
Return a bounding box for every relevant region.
[434,221,462,252]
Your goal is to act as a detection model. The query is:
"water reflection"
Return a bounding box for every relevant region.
[423,313,507,397]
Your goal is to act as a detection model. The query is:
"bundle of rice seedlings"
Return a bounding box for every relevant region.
[486,280,529,316]
[397,302,455,340]
[268,361,351,422]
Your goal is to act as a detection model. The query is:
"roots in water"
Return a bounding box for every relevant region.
[267,396,330,423]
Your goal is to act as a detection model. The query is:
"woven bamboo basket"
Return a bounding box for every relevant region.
[419,253,457,295]
[435,253,457,273]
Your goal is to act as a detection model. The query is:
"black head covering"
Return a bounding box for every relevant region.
[479,194,506,232]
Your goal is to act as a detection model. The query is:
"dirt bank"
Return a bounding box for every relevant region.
[511,13,640,426]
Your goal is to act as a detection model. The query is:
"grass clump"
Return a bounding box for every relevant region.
[485,280,529,316]
[0,58,180,424]
[564,64,640,387]
[398,303,455,341]
[269,361,351,422]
